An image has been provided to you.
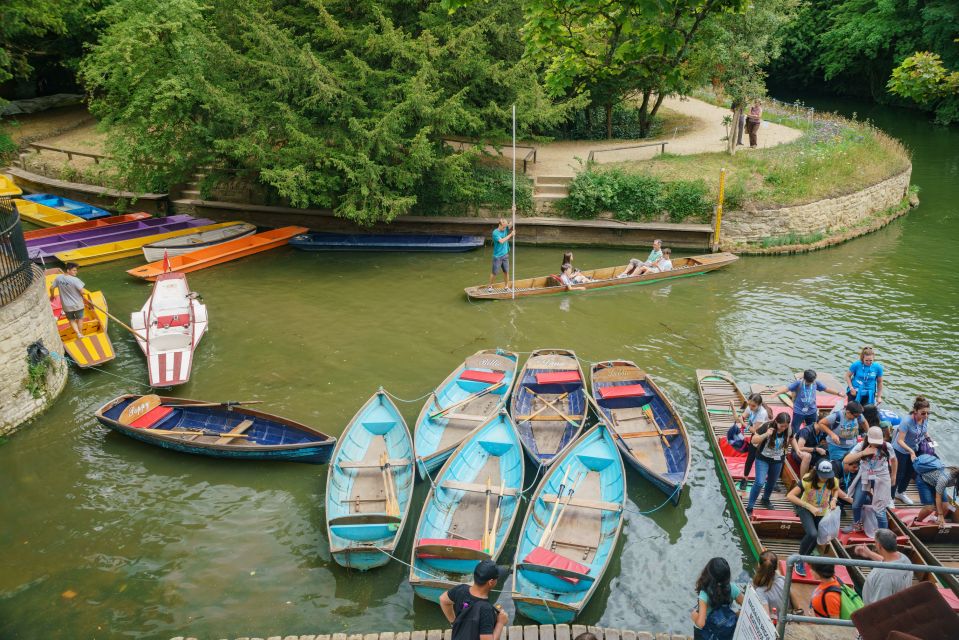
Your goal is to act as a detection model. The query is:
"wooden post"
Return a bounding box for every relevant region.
[712,168,727,253]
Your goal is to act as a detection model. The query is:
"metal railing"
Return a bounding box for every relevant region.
[776,553,959,639]
[29,142,108,164]
[0,196,35,307]
[441,138,538,173]
[587,141,668,164]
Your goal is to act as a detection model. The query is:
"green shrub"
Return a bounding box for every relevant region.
[664,180,712,222]
[563,171,614,220]
[563,169,710,222]
[612,173,665,221]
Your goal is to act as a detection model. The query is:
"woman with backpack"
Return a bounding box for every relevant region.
[745,412,791,514]
[691,557,744,640]
[786,460,849,577]
[842,426,897,533]
[892,396,932,504]
[845,346,884,406]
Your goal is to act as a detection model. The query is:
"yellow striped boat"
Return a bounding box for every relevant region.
[55,221,244,266]
[0,174,23,197]
[44,269,115,368]
[15,198,85,227]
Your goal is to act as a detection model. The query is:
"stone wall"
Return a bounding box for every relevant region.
[721,166,912,246]
[0,266,68,436]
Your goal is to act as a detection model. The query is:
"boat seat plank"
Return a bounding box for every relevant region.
[441,480,518,497]
[443,412,487,422]
[338,458,411,469]
[214,419,254,445]
[516,414,586,422]
[540,494,623,512]
[619,429,679,438]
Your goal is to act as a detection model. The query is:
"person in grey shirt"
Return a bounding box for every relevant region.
[50,262,91,338]
[853,528,913,604]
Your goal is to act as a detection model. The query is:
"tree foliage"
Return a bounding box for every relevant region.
[888,51,959,124]
[81,0,577,223]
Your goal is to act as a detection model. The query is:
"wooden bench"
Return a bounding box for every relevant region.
[441,480,519,496]
[214,419,254,445]
[540,495,623,512]
[443,413,487,422]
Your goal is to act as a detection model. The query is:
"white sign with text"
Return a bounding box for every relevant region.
[733,585,778,640]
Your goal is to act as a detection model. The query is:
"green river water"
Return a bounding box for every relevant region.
[1,98,957,639]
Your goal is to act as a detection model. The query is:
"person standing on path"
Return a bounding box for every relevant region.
[746,100,763,148]
[487,218,515,292]
[439,560,509,640]
[731,99,746,146]
[50,262,92,338]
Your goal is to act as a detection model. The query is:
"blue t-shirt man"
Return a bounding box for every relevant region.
[492,228,510,258]
[821,407,867,461]
[487,219,515,291]
[848,360,883,404]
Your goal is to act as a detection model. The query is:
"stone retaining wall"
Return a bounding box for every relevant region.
[0,266,68,435]
[170,623,692,640]
[721,166,912,247]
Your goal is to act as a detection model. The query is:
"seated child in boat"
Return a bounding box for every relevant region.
[634,248,673,275]
[559,263,591,290]
[618,239,662,277]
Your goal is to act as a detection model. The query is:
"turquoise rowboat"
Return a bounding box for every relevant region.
[408,410,524,604]
[413,349,518,480]
[511,423,626,624]
[326,391,414,570]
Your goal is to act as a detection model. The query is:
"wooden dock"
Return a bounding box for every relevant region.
[170,623,694,640]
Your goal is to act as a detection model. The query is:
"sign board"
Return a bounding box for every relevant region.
[733,585,778,640]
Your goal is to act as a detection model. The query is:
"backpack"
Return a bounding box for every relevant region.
[914,454,944,476]
[813,580,863,620]
[700,604,737,640]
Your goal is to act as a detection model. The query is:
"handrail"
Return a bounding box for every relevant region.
[776,553,959,639]
[0,198,34,307]
[523,147,537,174]
[440,137,538,174]
[29,142,109,164]
[587,141,668,164]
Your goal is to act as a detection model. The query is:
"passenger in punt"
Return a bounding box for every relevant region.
[842,426,896,534]
[846,346,884,407]
[691,557,743,639]
[808,563,843,618]
[440,560,509,640]
[915,460,959,524]
[618,238,662,277]
[751,550,785,616]
[633,248,673,276]
[791,419,828,478]
[852,528,913,604]
[818,401,868,489]
[774,369,843,435]
[734,393,770,492]
[891,395,932,505]
[746,412,791,514]
[559,262,591,290]
[787,460,849,577]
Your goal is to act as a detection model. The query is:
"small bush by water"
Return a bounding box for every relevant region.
[562,169,712,222]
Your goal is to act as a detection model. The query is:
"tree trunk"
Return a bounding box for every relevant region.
[585,106,593,135]
[727,106,744,155]
[637,90,652,137]
[605,104,613,139]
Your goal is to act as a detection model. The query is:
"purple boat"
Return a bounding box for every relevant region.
[28,215,214,262]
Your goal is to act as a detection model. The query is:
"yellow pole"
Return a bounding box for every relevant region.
[713,168,727,252]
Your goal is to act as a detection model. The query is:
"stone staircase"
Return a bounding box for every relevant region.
[532,175,573,213]
[179,172,206,200]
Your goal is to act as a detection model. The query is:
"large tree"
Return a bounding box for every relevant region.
[81,0,575,223]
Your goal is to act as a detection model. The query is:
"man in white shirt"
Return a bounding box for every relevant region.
[853,528,913,604]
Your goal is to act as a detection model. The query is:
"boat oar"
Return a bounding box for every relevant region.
[538,465,571,546]
[522,392,570,422]
[429,382,505,420]
[482,475,492,552]
[527,389,580,428]
[147,428,249,439]
[85,300,148,342]
[729,401,743,428]
[386,457,400,517]
[167,400,263,409]
[487,479,505,556]
[380,453,399,517]
[543,472,585,547]
[642,404,670,448]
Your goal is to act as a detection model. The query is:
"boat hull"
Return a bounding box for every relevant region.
[141,222,257,262]
[290,232,484,252]
[15,198,84,227]
[44,268,115,368]
[23,194,110,220]
[29,215,201,261]
[23,213,152,241]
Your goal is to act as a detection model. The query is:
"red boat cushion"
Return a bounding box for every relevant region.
[719,437,748,459]
[891,508,925,525]
[415,538,483,559]
[838,530,909,545]
[726,457,756,480]
[460,370,505,384]
[156,314,190,329]
[780,560,852,585]
[597,384,647,399]
[523,546,590,583]
[50,297,64,318]
[751,509,800,523]
[129,405,174,429]
[939,588,959,612]
[536,371,580,385]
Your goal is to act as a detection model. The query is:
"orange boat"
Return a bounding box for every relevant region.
[24,213,152,241]
[126,226,308,280]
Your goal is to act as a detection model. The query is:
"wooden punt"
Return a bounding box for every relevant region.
[126,226,309,280]
[44,268,115,368]
[409,411,524,604]
[23,213,152,241]
[326,390,414,570]
[14,198,85,227]
[23,194,110,220]
[464,252,738,300]
[511,423,626,624]
[413,349,519,480]
[142,222,257,262]
[590,360,690,505]
[696,369,853,615]
[0,174,22,197]
[890,492,959,607]
[511,349,589,467]
[55,221,238,266]
[94,394,336,463]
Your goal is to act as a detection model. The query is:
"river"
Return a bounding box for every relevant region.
[1,97,957,639]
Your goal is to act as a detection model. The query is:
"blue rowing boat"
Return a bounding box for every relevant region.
[24,193,110,220]
[326,391,414,570]
[511,423,626,624]
[94,394,336,463]
[590,360,690,505]
[289,232,484,252]
[510,349,589,467]
[413,349,518,479]
[409,410,524,604]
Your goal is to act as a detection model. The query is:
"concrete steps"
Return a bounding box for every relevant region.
[533,175,574,213]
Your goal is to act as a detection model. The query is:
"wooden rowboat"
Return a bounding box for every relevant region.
[23,194,110,220]
[591,360,690,505]
[326,390,414,570]
[131,272,207,387]
[511,349,589,467]
[465,252,738,300]
[413,349,519,479]
[511,423,626,624]
[15,198,85,227]
[141,222,257,262]
[94,394,336,463]
[44,268,115,368]
[409,411,524,604]
[55,221,237,266]
[23,213,152,241]
[126,226,309,280]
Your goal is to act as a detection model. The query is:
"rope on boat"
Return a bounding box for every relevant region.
[48,350,158,391]
[381,388,434,404]
[624,485,681,517]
